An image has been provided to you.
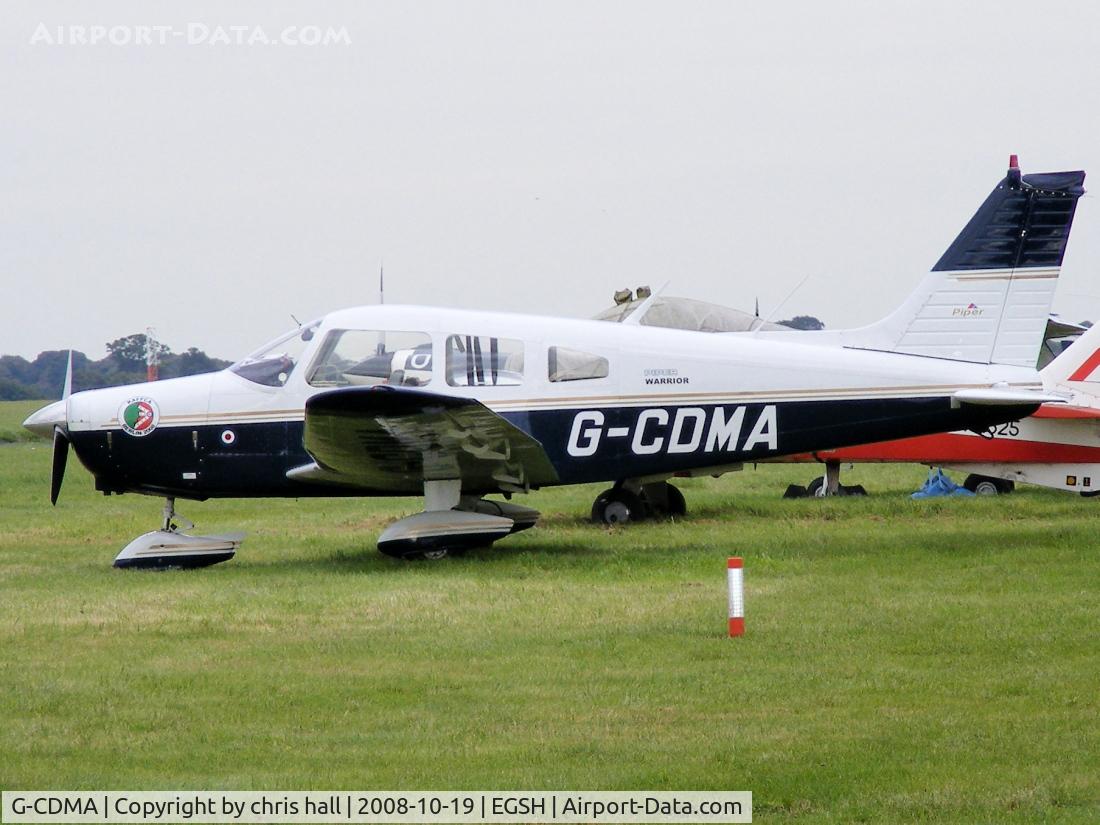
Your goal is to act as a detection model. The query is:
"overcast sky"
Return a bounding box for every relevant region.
[4,1,1100,361]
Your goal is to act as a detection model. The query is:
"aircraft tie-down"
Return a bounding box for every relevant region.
[24,158,1084,566]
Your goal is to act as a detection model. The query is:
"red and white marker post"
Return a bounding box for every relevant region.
[727,557,744,637]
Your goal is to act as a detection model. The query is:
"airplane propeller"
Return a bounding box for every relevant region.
[50,351,73,505]
[50,426,69,505]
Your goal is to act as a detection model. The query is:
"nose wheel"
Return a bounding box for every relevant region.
[114,497,244,570]
[784,461,868,498]
[161,496,194,532]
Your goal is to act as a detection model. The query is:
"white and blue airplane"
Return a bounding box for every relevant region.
[23,159,1084,566]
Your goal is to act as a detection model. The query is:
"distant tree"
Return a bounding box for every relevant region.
[0,355,33,386]
[29,350,92,396]
[162,347,231,378]
[0,338,230,399]
[106,333,170,370]
[778,315,826,331]
[0,377,35,401]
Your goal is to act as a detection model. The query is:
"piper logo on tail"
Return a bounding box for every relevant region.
[119,397,159,436]
[567,404,778,457]
[952,302,984,317]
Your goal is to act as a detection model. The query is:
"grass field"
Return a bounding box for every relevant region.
[2,398,1099,823]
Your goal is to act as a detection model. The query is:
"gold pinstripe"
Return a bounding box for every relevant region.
[95,381,1041,429]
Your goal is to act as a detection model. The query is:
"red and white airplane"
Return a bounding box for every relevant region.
[778,320,1100,497]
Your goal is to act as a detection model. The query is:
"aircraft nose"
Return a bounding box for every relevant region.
[23,400,67,438]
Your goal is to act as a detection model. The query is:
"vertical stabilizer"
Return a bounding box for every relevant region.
[1041,321,1100,393]
[841,158,1085,366]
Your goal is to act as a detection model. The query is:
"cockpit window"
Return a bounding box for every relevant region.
[445,334,523,386]
[307,330,433,387]
[548,346,609,382]
[230,321,320,387]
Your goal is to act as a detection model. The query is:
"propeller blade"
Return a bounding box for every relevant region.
[50,426,69,506]
[62,350,73,401]
[63,350,73,428]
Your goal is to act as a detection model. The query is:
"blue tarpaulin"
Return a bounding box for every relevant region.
[911,468,975,499]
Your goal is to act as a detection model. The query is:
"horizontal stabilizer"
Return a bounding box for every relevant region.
[952,388,1065,406]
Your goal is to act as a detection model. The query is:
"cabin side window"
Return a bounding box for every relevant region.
[548,346,609,382]
[445,334,524,386]
[306,329,433,387]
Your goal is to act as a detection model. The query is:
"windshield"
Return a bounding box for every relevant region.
[230,320,321,387]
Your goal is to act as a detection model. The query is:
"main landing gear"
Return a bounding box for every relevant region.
[377,480,540,560]
[783,460,867,498]
[783,464,1016,498]
[962,474,1014,495]
[113,497,245,570]
[590,480,687,525]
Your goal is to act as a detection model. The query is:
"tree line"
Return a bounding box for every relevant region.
[0,334,230,400]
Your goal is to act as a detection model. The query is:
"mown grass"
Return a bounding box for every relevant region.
[1,400,1098,822]
[0,399,52,443]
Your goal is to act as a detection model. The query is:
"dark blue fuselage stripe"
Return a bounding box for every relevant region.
[69,396,1038,499]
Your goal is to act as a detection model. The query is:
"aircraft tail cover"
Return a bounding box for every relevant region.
[843,161,1085,367]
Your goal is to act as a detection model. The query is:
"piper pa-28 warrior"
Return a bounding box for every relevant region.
[24,158,1083,567]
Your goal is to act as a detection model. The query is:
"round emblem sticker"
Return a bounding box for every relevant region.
[119,397,159,437]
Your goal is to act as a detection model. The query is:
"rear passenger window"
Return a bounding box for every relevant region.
[548,346,609,382]
[446,335,524,386]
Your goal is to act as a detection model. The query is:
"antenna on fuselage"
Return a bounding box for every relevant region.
[377,261,386,355]
[753,274,811,333]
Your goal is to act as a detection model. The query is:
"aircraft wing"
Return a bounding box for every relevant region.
[288,386,559,494]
